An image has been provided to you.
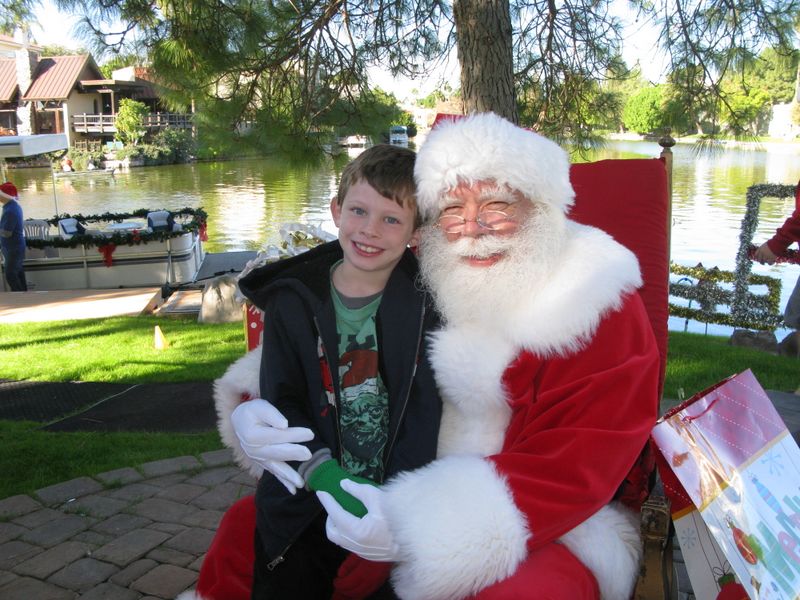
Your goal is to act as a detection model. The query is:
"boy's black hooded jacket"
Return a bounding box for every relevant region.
[237,240,442,565]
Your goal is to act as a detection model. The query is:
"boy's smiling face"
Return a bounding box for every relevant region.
[330,179,418,295]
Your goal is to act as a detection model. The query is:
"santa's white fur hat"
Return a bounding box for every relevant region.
[414,112,575,220]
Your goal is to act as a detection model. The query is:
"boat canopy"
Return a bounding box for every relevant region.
[0,134,69,158]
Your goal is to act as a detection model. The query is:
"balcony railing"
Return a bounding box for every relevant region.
[71,113,193,134]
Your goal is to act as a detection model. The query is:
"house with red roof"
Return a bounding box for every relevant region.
[0,30,191,149]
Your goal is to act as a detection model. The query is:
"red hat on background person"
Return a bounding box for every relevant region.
[0,181,18,200]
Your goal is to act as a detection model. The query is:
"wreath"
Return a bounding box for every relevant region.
[26,207,208,249]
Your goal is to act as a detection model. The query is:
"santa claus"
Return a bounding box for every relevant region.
[185,112,660,600]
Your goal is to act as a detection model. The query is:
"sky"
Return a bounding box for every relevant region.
[30,0,667,98]
[30,0,82,50]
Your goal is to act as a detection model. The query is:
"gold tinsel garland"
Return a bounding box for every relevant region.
[669,262,783,331]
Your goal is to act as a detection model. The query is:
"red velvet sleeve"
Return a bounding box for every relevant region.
[489,293,660,549]
[767,206,800,256]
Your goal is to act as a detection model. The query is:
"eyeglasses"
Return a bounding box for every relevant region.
[437,209,514,234]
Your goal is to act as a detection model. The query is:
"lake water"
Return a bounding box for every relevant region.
[8,140,800,338]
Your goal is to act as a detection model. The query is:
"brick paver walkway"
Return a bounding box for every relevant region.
[0,449,255,599]
[2,388,798,599]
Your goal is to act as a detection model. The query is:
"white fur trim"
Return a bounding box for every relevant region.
[560,503,643,600]
[175,591,206,600]
[504,222,641,357]
[414,112,574,220]
[213,347,264,478]
[384,455,530,600]
[428,223,641,368]
[428,328,515,457]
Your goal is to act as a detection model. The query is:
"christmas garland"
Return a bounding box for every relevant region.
[670,262,783,330]
[25,207,208,249]
[731,183,796,325]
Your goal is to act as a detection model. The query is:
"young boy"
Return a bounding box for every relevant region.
[235,144,441,598]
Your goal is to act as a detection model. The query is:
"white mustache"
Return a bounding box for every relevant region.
[446,235,512,259]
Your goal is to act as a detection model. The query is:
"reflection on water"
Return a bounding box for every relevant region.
[9,141,800,337]
[14,156,347,254]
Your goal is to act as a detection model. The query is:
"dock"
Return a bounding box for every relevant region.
[0,288,163,323]
[0,251,258,323]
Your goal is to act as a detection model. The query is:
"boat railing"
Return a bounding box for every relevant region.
[23,229,204,289]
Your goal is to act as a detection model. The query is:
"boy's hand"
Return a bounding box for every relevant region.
[331,553,392,600]
[317,480,399,562]
[231,399,314,494]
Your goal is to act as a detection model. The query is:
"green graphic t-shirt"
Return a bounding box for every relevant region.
[331,281,389,482]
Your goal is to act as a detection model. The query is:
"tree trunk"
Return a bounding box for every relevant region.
[794,60,800,104]
[453,0,518,124]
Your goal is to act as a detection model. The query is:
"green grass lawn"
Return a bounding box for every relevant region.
[0,421,223,499]
[1,315,246,383]
[0,315,245,499]
[664,331,798,400]
[0,318,797,500]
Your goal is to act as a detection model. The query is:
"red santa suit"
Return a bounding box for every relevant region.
[381,287,657,599]
[375,112,660,600]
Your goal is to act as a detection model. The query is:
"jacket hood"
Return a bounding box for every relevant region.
[237,241,343,310]
[238,240,422,312]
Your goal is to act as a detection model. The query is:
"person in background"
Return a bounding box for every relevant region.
[0,181,27,292]
[754,182,800,331]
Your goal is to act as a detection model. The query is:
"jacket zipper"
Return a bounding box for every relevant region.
[269,318,340,571]
[383,297,426,464]
[266,507,324,570]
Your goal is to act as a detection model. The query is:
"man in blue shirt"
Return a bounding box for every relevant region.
[0,182,28,291]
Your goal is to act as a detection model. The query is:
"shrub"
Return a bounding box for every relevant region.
[114,145,144,161]
[151,128,195,163]
[115,99,149,146]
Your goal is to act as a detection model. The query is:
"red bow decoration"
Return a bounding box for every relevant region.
[99,243,116,267]
[132,229,141,243]
[199,221,208,242]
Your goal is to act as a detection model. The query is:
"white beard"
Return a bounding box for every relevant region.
[420,204,568,334]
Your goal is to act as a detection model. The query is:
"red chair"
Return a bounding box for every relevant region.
[570,156,673,599]
[569,157,670,394]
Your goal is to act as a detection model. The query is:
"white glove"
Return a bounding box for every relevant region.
[231,399,314,494]
[317,479,400,562]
